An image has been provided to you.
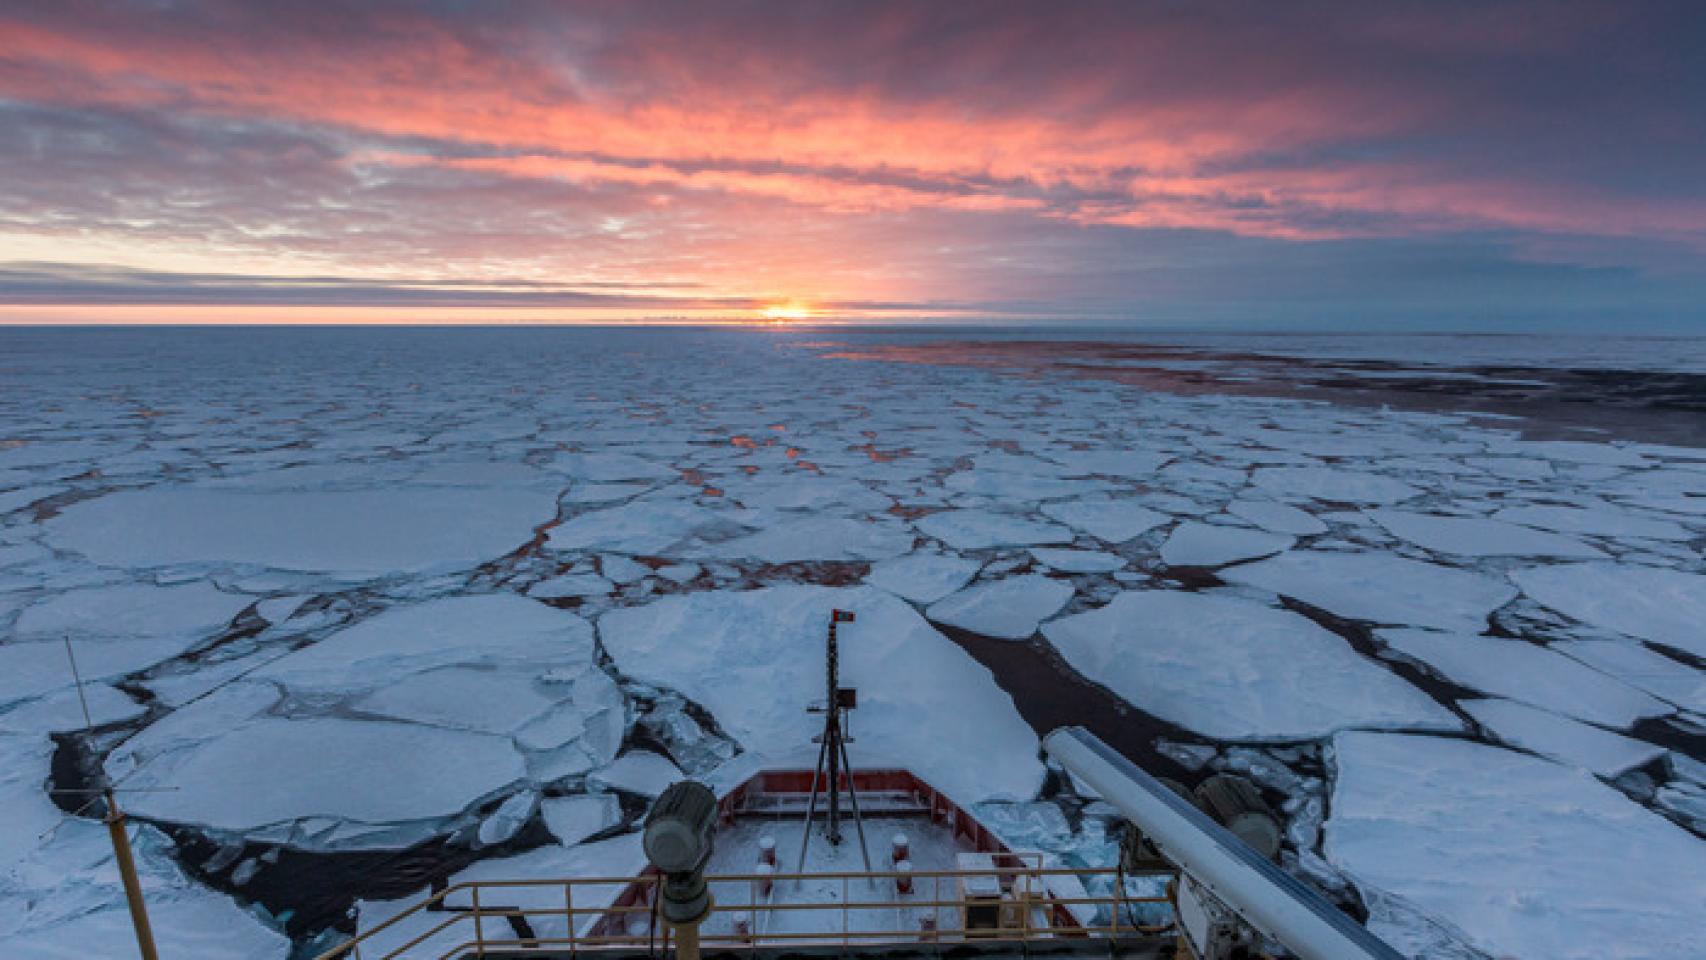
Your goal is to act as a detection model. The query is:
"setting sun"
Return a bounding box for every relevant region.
[760,301,814,323]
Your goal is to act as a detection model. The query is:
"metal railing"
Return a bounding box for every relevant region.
[314,864,1176,960]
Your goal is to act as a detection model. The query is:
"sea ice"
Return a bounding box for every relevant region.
[1327,731,1706,960]
[529,572,616,599]
[1366,509,1606,558]
[541,794,623,846]
[1041,592,1460,740]
[0,638,191,705]
[45,486,557,579]
[705,517,914,562]
[863,552,982,603]
[1223,550,1517,632]
[1158,521,1292,567]
[352,666,569,736]
[1250,467,1422,504]
[1492,503,1693,541]
[548,499,730,555]
[1511,563,1706,657]
[589,750,684,797]
[597,585,1043,801]
[1551,640,1704,712]
[1378,629,1670,728]
[926,574,1075,639]
[1028,548,1124,573]
[912,509,1074,550]
[1226,498,1328,536]
[257,594,595,694]
[1041,450,1172,478]
[1038,498,1170,543]
[549,451,678,482]
[13,581,250,644]
[1463,699,1664,777]
[120,718,526,832]
[0,683,145,733]
[0,895,290,959]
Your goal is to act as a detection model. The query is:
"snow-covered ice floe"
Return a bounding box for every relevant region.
[1378,628,1669,728]
[1327,731,1706,960]
[927,574,1075,639]
[1158,521,1292,567]
[1222,550,1518,632]
[107,594,627,848]
[1041,591,1461,740]
[598,585,1043,801]
[44,485,558,580]
[1512,563,1706,658]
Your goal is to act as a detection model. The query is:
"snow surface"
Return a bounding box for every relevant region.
[1366,509,1606,558]
[257,594,595,693]
[1551,640,1705,712]
[541,794,622,846]
[1158,521,1293,567]
[863,552,982,603]
[1493,503,1694,541]
[0,892,290,959]
[1327,731,1706,960]
[1041,592,1461,740]
[13,581,250,644]
[1028,547,1124,573]
[1379,628,1669,728]
[1227,498,1328,536]
[705,516,913,562]
[45,486,557,579]
[1039,498,1170,542]
[598,585,1043,801]
[1223,550,1518,632]
[1251,467,1422,504]
[1512,563,1706,657]
[912,509,1074,550]
[120,718,527,831]
[1463,699,1664,777]
[926,574,1075,639]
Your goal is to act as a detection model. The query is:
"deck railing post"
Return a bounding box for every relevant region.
[471,885,485,959]
[565,881,576,960]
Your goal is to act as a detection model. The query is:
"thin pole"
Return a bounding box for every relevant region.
[795,733,830,873]
[104,790,160,960]
[824,618,842,846]
[836,733,873,873]
[66,637,158,960]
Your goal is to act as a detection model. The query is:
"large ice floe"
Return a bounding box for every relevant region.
[1377,628,1669,728]
[598,585,1043,801]
[1041,591,1461,740]
[1327,732,1706,960]
[926,573,1075,639]
[1512,563,1706,657]
[45,485,558,580]
[109,595,625,848]
[1222,550,1518,632]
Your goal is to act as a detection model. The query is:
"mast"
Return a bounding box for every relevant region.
[796,609,872,872]
[61,636,159,960]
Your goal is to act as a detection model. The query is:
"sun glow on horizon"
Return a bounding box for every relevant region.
[759,301,815,323]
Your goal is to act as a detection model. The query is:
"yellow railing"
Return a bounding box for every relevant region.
[314,865,1176,960]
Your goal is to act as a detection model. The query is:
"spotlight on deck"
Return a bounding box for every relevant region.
[644,781,718,931]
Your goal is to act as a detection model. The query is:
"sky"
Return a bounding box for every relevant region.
[1,1,1704,328]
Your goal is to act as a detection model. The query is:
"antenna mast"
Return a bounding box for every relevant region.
[796,610,872,872]
[62,636,160,960]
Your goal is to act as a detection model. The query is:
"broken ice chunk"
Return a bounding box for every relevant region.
[927,574,1075,639]
[1158,521,1292,567]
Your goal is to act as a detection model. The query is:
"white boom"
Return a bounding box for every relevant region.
[1044,727,1403,960]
